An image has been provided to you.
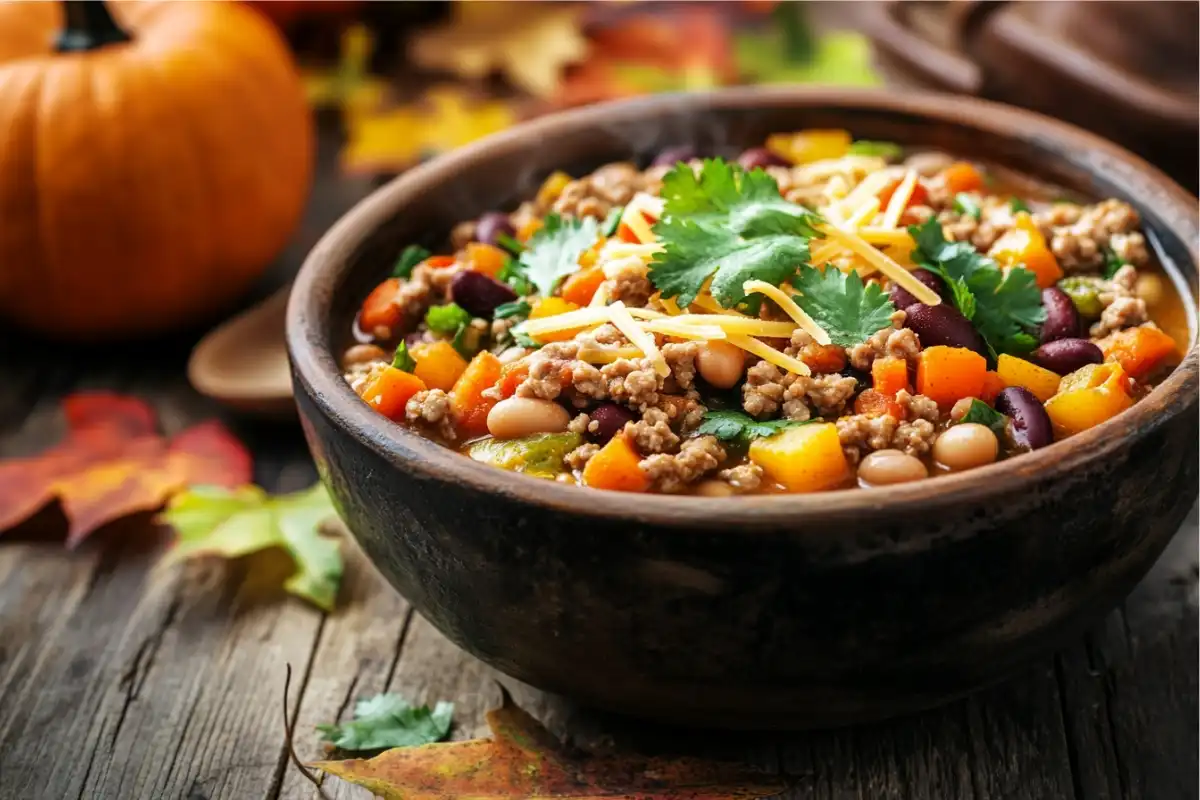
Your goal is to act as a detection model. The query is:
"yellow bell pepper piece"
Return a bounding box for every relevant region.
[766,129,851,165]
[528,297,583,342]
[411,340,468,392]
[749,423,850,493]
[996,353,1061,402]
[1045,363,1134,436]
[988,212,1063,288]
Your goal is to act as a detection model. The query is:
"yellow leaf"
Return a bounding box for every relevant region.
[302,24,390,119]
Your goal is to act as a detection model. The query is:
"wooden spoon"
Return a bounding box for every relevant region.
[187,286,296,418]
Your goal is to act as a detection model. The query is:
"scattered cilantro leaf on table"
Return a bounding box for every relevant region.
[392,245,431,279]
[392,341,415,372]
[908,219,1044,358]
[160,484,342,611]
[697,410,816,445]
[318,693,454,752]
[518,212,599,297]
[956,399,1009,437]
[790,265,896,347]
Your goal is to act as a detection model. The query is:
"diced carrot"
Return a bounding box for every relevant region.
[1102,326,1178,380]
[464,243,507,278]
[423,255,456,269]
[411,340,469,392]
[517,218,543,242]
[878,179,929,212]
[854,389,904,419]
[359,278,403,334]
[359,366,427,422]
[988,212,1063,288]
[980,370,1006,404]
[450,352,502,437]
[800,344,847,374]
[582,434,649,492]
[617,223,639,243]
[916,346,988,407]
[496,362,530,400]
[560,265,606,306]
[871,356,910,396]
[996,353,1061,402]
[529,297,583,342]
[941,161,985,194]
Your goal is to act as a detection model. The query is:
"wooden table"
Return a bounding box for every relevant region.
[1,130,1196,800]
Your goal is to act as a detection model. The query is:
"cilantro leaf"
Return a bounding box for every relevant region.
[513,329,541,349]
[392,245,431,279]
[518,212,598,297]
[791,265,896,347]
[1009,196,1031,214]
[497,258,534,296]
[392,341,415,372]
[953,193,982,221]
[451,323,481,358]
[1102,245,1125,279]
[602,205,624,237]
[908,219,1045,358]
[425,303,471,335]
[847,140,903,159]
[658,158,821,239]
[493,299,531,320]
[495,233,524,255]
[317,694,453,752]
[697,410,816,445]
[957,398,1009,437]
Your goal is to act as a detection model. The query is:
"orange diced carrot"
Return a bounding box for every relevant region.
[450,352,503,437]
[359,278,403,334]
[1102,326,1178,380]
[560,265,606,306]
[464,243,507,278]
[581,434,649,492]
[359,367,427,421]
[941,161,984,194]
[871,356,910,396]
[916,346,988,407]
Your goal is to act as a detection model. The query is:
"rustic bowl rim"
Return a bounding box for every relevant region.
[288,86,1198,531]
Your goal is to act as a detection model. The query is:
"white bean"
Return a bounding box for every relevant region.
[858,449,928,486]
[487,397,570,439]
[696,340,745,389]
[933,423,999,471]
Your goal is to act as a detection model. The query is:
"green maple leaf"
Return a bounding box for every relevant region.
[791,265,896,347]
[317,694,454,752]
[161,484,342,611]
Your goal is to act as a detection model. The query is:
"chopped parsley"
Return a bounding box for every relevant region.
[451,322,481,358]
[602,205,624,237]
[1102,245,1125,279]
[424,303,471,335]
[391,341,415,372]
[497,258,534,296]
[517,212,599,297]
[495,233,525,255]
[790,265,896,347]
[909,219,1044,358]
[953,192,982,221]
[956,398,1009,437]
[1008,196,1031,214]
[697,410,816,445]
[648,159,822,308]
[847,140,903,159]
[392,245,431,279]
[512,329,541,349]
[493,299,531,320]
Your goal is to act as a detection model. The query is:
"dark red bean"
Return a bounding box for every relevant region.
[1040,287,1081,342]
[449,270,517,318]
[1031,338,1103,375]
[475,212,516,248]
[994,387,1053,451]
[652,146,698,167]
[737,147,789,170]
[903,303,988,356]
[890,269,947,311]
[589,403,636,444]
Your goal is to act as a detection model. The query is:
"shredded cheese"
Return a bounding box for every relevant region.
[857,228,916,247]
[741,280,832,345]
[821,225,941,305]
[665,315,798,338]
[599,240,662,261]
[825,169,896,219]
[518,306,613,337]
[624,307,665,320]
[844,197,881,229]
[726,333,811,376]
[660,295,683,316]
[618,200,658,244]
[641,319,726,341]
[881,169,917,229]
[589,282,609,307]
[608,301,670,377]
[578,346,643,364]
[692,293,748,316]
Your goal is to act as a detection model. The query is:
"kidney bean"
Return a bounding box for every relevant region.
[1040,286,1081,342]
[890,269,947,310]
[652,146,698,167]
[903,302,988,356]
[1031,338,1103,375]
[450,270,517,318]
[994,386,1053,451]
[589,403,636,444]
[475,212,516,247]
[736,147,789,170]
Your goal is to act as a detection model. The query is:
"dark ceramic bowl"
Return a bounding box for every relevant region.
[288,89,1198,728]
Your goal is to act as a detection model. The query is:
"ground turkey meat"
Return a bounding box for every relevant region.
[661,341,700,391]
[1036,199,1149,273]
[836,413,937,465]
[800,373,859,416]
[514,341,581,400]
[564,443,600,471]
[743,361,787,418]
[848,313,921,371]
[719,463,764,493]
[602,256,654,306]
[1090,264,1149,338]
[936,194,1017,252]
[624,408,680,455]
[640,436,725,493]
[553,162,646,220]
[601,357,663,411]
[896,390,940,422]
[405,389,455,441]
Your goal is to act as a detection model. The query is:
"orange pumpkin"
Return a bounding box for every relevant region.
[0,0,313,338]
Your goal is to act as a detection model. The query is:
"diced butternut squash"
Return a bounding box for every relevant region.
[854,389,904,419]
[359,366,427,422]
[582,434,649,492]
[411,340,468,392]
[450,352,502,437]
[980,370,1006,404]
[996,353,1061,402]
[940,161,984,194]
[529,297,583,342]
[749,423,850,493]
[915,346,987,407]
[464,243,507,277]
[1045,363,1134,435]
[988,212,1063,288]
[871,356,910,396]
[496,362,530,400]
[799,343,847,374]
[359,278,403,333]
[423,255,457,269]
[536,170,572,207]
[517,218,543,242]
[766,129,851,165]
[1102,326,1178,380]
[560,265,606,306]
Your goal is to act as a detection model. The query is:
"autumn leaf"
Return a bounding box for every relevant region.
[312,688,785,799]
[342,85,517,175]
[302,23,390,120]
[0,393,251,547]
[409,3,589,98]
[734,28,881,86]
[318,694,454,752]
[160,484,342,611]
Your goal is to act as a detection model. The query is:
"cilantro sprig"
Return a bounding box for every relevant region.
[956,399,1009,436]
[696,410,816,445]
[517,212,599,297]
[790,265,896,347]
[648,159,822,309]
[392,341,415,372]
[908,219,1044,358]
[392,245,431,279]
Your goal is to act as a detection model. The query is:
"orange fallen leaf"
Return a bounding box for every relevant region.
[312,688,785,799]
[0,392,251,547]
[408,2,589,98]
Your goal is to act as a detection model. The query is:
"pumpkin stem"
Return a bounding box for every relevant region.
[55,0,131,52]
